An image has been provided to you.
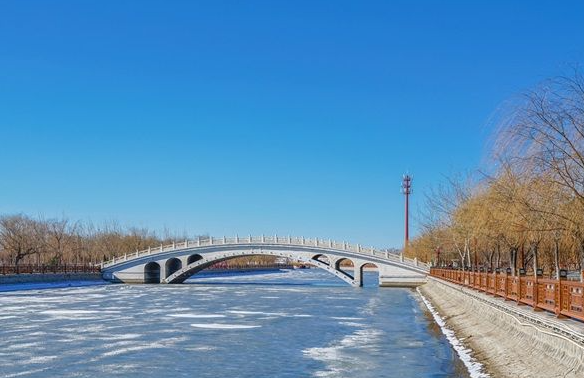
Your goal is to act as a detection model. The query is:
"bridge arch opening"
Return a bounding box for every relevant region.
[165,258,182,278]
[144,262,161,284]
[187,254,203,265]
[359,263,379,287]
[166,253,356,286]
[311,254,330,266]
[335,258,355,279]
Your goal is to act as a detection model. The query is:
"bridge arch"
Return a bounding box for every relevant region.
[358,262,379,286]
[311,254,330,266]
[359,262,379,273]
[165,258,182,278]
[144,262,161,284]
[187,254,203,265]
[335,258,355,279]
[164,251,358,286]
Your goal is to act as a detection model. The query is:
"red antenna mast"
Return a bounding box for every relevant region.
[401,174,412,246]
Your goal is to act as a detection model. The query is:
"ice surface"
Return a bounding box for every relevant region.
[190,323,261,329]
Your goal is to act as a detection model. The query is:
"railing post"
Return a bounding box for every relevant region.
[504,272,509,300]
[533,275,540,311]
[517,276,522,305]
[556,275,565,318]
[236,235,239,243]
[249,234,252,243]
[329,239,332,248]
[288,235,291,244]
[262,234,265,243]
[343,241,347,250]
[358,244,361,253]
[223,236,226,244]
[302,237,305,245]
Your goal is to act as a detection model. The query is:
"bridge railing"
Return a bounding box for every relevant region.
[430,268,584,322]
[101,236,429,271]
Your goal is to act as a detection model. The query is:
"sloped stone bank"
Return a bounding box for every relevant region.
[420,278,584,378]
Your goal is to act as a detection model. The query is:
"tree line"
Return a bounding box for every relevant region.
[407,69,584,280]
[0,214,278,269]
[0,214,180,267]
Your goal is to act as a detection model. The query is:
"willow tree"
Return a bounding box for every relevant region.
[496,70,584,279]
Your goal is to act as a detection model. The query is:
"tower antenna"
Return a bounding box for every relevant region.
[401,174,413,247]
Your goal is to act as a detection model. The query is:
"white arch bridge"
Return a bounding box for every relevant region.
[101,236,428,287]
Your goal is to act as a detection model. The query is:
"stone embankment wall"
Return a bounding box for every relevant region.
[0,273,103,285]
[420,278,584,378]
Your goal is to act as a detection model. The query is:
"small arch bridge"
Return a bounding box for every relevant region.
[101,236,428,287]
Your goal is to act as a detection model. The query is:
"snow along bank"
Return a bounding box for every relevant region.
[420,278,584,378]
[417,287,489,378]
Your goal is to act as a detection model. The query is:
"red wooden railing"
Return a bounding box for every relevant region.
[430,268,584,322]
[0,264,101,275]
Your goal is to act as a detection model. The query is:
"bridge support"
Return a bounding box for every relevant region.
[378,264,426,287]
[354,266,363,287]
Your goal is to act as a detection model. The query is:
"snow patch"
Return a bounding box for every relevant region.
[417,287,490,378]
[190,323,261,329]
[228,310,287,316]
[303,328,383,377]
[169,313,226,319]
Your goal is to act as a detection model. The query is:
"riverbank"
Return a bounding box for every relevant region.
[0,273,105,293]
[420,278,584,378]
[0,272,102,285]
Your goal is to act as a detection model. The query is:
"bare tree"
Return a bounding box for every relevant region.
[0,215,44,271]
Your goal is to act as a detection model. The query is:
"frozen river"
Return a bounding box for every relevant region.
[0,269,470,377]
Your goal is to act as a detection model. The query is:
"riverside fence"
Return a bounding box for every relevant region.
[0,264,101,275]
[430,268,584,322]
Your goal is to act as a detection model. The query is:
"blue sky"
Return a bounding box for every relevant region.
[1,1,583,248]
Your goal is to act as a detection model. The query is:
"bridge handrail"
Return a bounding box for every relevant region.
[101,236,429,271]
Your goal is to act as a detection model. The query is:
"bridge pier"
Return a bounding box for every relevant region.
[353,266,363,287]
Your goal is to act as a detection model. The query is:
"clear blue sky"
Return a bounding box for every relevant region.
[1,1,583,248]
